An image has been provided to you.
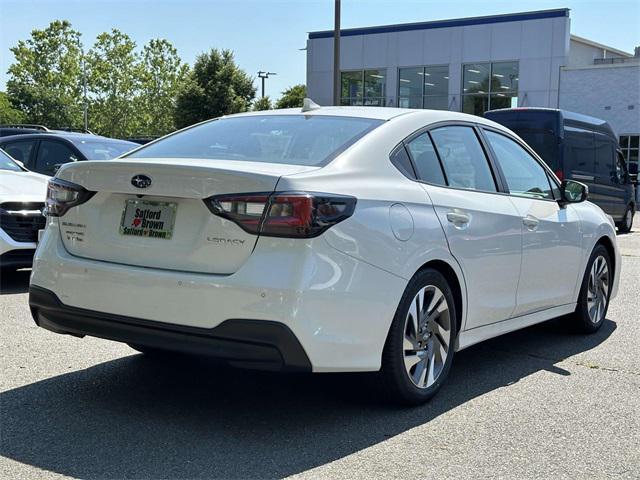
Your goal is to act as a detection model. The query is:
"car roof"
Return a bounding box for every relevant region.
[219,105,510,130]
[0,132,138,147]
[223,106,411,121]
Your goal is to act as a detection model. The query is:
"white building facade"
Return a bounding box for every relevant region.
[306,8,639,171]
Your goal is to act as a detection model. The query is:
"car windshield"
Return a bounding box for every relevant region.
[73,139,137,160]
[126,115,384,166]
[0,149,23,172]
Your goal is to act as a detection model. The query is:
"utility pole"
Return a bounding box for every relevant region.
[333,0,341,106]
[78,38,88,131]
[257,71,277,98]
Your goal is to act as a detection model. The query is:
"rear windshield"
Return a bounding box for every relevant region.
[126,115,384,166]
[74,139,137,160]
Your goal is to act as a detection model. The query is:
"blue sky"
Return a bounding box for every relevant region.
[0,0,638,100]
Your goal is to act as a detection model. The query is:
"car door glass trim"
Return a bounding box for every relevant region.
[398,120,507,196]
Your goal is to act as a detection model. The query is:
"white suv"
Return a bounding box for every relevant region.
[0,149,48,270]
[29,106,620,404]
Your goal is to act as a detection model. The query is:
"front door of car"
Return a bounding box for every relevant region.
[405,125,522,330]
[482,128,583,316]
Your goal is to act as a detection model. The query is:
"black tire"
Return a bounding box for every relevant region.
[616,205,634,233]
[380,268,457,405]
[570,244,612,333]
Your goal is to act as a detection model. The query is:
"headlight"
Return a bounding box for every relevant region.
[46,178,95,217]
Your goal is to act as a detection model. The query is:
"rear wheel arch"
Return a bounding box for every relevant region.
[414,260,464,339]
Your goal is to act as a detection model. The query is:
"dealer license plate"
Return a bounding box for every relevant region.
[119,199,176,240]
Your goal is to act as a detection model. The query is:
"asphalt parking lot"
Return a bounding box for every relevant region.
[1,232,639,479]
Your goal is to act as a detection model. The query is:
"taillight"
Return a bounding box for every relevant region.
[555,169,564,181]
[46,178,95,217]
[204,192,356,238]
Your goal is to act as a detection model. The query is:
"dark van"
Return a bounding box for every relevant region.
[484,108,635,232]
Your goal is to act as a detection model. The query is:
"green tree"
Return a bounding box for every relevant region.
[275,84,306,109]
[174,49,255,128]
[6,20,83,128]
[137,39,189,135]
[86,29,139,137]
[253,96,272,111]
[0,92,25,124]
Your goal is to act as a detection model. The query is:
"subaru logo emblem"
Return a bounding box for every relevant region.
[131,174,152,189]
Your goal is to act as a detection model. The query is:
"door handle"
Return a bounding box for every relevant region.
[522,215,540,230]
[446,212,471,225]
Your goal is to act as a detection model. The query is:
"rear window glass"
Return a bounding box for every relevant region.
[127,115,384,166]
[74,140,137,160]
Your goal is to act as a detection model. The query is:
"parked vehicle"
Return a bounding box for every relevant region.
[29,105,621,404]
[0,148,48,270]
[0,124,94,137]
[0,133,138,176]
[484,108,635,232]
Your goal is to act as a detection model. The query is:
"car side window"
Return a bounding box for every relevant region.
[35,140,79,176]
[390,145,416,179]
[484,130,554,200]
[405,132,446,186]
[430,126,497,192]
[3,140,36,166]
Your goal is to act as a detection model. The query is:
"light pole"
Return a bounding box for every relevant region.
[333,0,341,106]
[257,71,277,98]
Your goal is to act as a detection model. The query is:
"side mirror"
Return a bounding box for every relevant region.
[560,180,588,204]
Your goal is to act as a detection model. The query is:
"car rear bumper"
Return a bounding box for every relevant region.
[29,285,312,372]
[30,219,407,372]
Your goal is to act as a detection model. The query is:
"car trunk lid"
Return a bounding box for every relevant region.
[55,158,319,274]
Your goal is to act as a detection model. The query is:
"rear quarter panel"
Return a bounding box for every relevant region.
[276,115,469,332]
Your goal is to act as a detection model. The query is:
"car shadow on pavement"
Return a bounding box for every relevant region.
[0,317,615,479]
[0,269,30,295]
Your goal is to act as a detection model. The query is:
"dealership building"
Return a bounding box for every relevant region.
[306,8,640,171]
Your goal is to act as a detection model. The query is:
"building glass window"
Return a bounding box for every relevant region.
[398,67,422,108]
[398,65,449,110]
[341,70,386,106]
[462,61,518,116]
[619,135,639,174]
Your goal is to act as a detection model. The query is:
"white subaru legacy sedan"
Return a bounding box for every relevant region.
[29,105,620,404]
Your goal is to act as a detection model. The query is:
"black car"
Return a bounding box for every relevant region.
[0,133,138,176]
[484,108,636,233]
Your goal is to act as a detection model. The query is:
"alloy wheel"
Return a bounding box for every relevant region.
[403,285,451,389]
[587,255,609,324]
